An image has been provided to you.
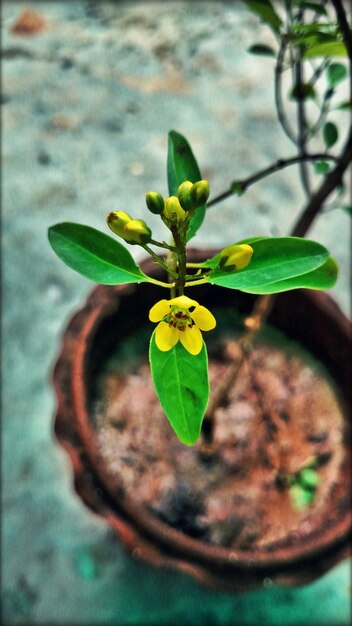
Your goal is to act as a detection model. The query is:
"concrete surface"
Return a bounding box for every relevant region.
[2,1,351,624]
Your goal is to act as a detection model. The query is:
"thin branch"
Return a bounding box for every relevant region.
[291,128,352,236]
[207,152,338,208]
[295,66,312,194]
[275,35,297,144]
[143,244,178,279]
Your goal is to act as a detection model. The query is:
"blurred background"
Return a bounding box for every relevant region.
[2,2,351,624]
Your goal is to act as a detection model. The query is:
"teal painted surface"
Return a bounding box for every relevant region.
[2,2,350,624]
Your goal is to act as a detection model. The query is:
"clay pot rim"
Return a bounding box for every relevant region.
[54,249,351,575]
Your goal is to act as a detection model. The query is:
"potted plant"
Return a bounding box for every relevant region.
[49,0,351,592]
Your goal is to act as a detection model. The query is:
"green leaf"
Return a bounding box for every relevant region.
[248,44,276,56]
[167,130,206,242]
[240,256,338,294]
[242,0,282,34]
[314,160,330,175]
[341,205,352,216]
[209,237,329,291]
[327,62,347,87]
[48,222,149,285]
[299,468,319,490]
[323,121,338,148]
[292,1,327,16]
[303,41,347,58]
[149,331,209,445]
[289,83,316,101]
[336,100,352,111]
[290,484,315,510]
[231,181,246,196]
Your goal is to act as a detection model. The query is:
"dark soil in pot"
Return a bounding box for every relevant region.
[54,250,351,591]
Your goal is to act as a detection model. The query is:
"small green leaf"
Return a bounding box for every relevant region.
[149,331,209,445]
[327,62,347,87]
[241,256,338,294]
[314,160,330,175]
[231,181,246,195]
[290,484,315,510]
[341,205,352,216]
[242,0,282,34]
[292,1,327,16]
[289,83,316,101]
[48,222,149,285]
[303,41,347,58]
[299,468,319,490]
[248,44,276,56]
[336,100,352,111]
[323,121,338,148]
[167,130,206,241]
[209,237,329,291]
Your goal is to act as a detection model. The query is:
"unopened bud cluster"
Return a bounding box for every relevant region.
[177,180,210,211]
[107,179,210,246]
[107,211,152,245]
[145,179,210,230]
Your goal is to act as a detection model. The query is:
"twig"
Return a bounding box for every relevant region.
[207,152,338,208]
[275,36,297,145]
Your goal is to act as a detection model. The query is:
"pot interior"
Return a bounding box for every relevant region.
[80,271,350,555]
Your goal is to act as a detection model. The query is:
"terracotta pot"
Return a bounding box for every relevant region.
[53,250,351,592]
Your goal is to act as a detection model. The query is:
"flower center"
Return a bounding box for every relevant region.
[165,307,193,332]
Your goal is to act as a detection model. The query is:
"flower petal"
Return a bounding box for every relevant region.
[180,326,203,355]
[191,305,216,331]
[155,322,179,351]
[169,295,198,310]
[149,299,170,322]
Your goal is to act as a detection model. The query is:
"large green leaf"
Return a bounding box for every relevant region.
[303,41,347,58]
[167,130,206,241]
[48,222,149,285]
[240,256,338,294]
[242,0,282,34]
[149,331,209,445]
[209,237,329,290]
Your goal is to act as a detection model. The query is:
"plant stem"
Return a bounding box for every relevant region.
[147,277,176,289]
[172,227,187,295]
[184,276,210,287]
[149,238,176,251]
[207,153,338,208]
[143,244,178,278]
[275,35,297,145]
[295,51,312,197]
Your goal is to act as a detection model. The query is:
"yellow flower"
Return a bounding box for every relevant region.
[149,295,216,355]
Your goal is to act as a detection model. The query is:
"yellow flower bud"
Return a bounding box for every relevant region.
[106,211,132,238]
[177,181,193,211]
[146,191,164,215]
[163,196,186,225]
[219,243,253,271]
[123,219,152,245]
[190,180,210,208]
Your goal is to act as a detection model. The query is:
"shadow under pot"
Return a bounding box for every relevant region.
[53,250,351,593]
